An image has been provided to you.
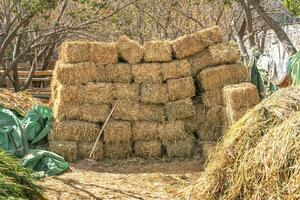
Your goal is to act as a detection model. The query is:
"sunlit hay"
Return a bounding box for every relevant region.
[223,82,260,110]
[201,89,223,108]
[134,140,162,158]
[117,35,144,64]
[139,103,166,122]
[225,107,250,126]
[172,26,222,59]
[79,103,111,123]
[161,59,191,81]
[112,83,140,101]
[199,141,217,161]
[104,142,132,159]
[165,137,195,158]
[196,64,248,91]
[132,121,159,141]
[132,63,163,84]
[140,83,169,104]
[106,63,133,83]
[159,121,188,144]
[166,98,196,120]
[103,121,132,144]
[184,97,206,133]
[83,83,113,104]
[167,77,196,101]
[60,41,90,63]
[78,141,104,160]
[143,41,172,62]
[205,105,224,127]
[187,49,212,76]
[112,100,139,121]
[55,82,84,105]
[53,99,80,121]
[49,140,78,162]
[189,87,300,200]
[50,120,100,142]
[90,42,118,64]
[208,41,240,66]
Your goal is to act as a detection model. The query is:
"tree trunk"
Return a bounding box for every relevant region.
[249,0,297,56]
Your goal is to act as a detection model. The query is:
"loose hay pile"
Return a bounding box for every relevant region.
[50,26,257,162]
[189,87,300,199]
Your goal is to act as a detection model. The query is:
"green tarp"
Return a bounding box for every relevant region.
[287,51,300,86]
[0,106,68,178]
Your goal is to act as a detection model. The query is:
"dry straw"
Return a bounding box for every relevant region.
[112,83,140,101]
[49,140,78,162]
[139,103,166,122]
[184,97,206,133]
[83,83,113,104]
[112,100,139,121]
[209,41,240,65]
[104,142,132,159]
[106,63,133,83]
[132,63,163,84]
[197,123,221,141]
[187,50,212,76]
[166,98,196,120]
[159,121,188,144]
[103,121,132,144]
[167,77,196,101]
[134,140,162,158]
[165,137,195,158]
[78,141,104,160]
[140,83,169,104]
[225,107,249,126]
[201,89,223,108]
[188,87,300,200]
[60,41,90,63]
[117,35,144,65]
[161,59,191,81]
[205,105,224,127]
[133,121,159,141]
[90,42,118,64]
[143,41,172,62]
[79,103,111,123]
[53,99,80,121]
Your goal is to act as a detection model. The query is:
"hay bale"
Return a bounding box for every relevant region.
[79,103,111,123]
[184,98,206,133]
[223,82,260,110]
[83,83,113,104]
[166,98,196,120]
[139,103,166,122]
[104,142,132,159]
[143,41,172,62]
[132,63,162,84]
[50,120,100,142]
[167,77,196,101]
[90,42,118,64]
[53,100,80,121]
[132,121,159,141]
[225,107,249,126]
[140,83,169,104]
[201,89,223,108]
[197,123,221,141]
[165,138,195,158]
[196,64,248,91]
[112,100,139,121]
[55,83,84,105]
[104,121,132,144]
[106,63,133,83]
[172,26,222,59]
[200,141,216,161]
[209,41,240,65]
[117,35,144,64]
[113,83,140,101]
[60,41,90,63]
[187,50,212,76]
[158,121,188,144]
[134,140,162,158]
[206,105,224,127]
[49,140,78,162]
[78,141,104,160]
[161,60,191,81]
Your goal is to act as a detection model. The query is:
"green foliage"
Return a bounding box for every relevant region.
[20,0,59,14]
[284,0,300,16]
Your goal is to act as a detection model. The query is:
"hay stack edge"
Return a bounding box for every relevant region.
[49,26,259,162]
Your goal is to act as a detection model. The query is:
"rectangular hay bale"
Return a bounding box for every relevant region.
[104,121,132,144]
[206,105,224,127]
[83,83,113,104]
[78,141,104,160]
[133,121,159,141]
[104,142,132,159]
[209,41,240,65]
[143,41,172,62]
[158,121,188,144]
[167,77,196,101]
[113,83,140,101]
[60,41,90,63]
[225,107,249,126]
[117,35,144,64]
[55,82,84,105]
[200,141,217,161]
[79,103,111,123]
[165,138,195,158]
[201,89,223,108]
[139,103,166,122]
[161,60,191,81]
[132,63,162,84]
[49,140,78,162]
[187,50,212,76]
[166,98,196,120]
[141,83,169,104]
[90,42,118,64]
[197,123,221,141]
[112,100,139,121]
[184,98,206,133]
[53,100,80,121]
[134,140,162,158]
[106,63,133,83]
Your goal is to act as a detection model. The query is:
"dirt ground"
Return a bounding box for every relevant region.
[38,158,203,200]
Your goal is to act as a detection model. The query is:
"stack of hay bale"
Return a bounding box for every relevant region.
[49,26,255,162]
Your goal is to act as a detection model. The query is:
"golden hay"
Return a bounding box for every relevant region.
[139,103,166,122]
[90,42,118,64]
[199,141,216,161]
[117,35,144,64]
[83,83,113,104]
[106,63,133,83]
[54,82,84,105]
[208,41,240,65]
[167,77,196,101]
[50,120,100,142]
[134,140,162,158]
[197,123,221,141]
[161,60,191,81]
[112,83,140,101]
[187,50,212,76]
[53,100,80,121]
[196,64,248,91]
[189,87,300,200]
[223,82,260,110]
[165,138,195,158]
[132,63,162,84]
[166,98,196,120]
[112,100,139,121]
[206,105,224,127]
[79,103,111,123]
[225,107,249,126]
[143,41,172,62]
[132,121,159,141]
[184,97,206,133]
[103,121,132,144]
[78,141,104,160]
[49,140,78,162]
[104,142,132,159]
[60,41,90,63]
[201,89,223,108]
[158,121,188,144]
[171,26,222,59]
[140,83,169,104]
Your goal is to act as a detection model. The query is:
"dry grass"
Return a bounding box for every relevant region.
[83,83,113,104]
[53,100,80,121]
[132,121,159,141]
[104,121,132,144]
[78,141,104,160]
[134,140,163,158]
[117,35,144,64]
[79,103,111,123]
[139,103,166,122]
[205,105,224,127]
[165,138,195,158]
[106,63,133,83]
[167,77,196,101]
[161,59,191,81]
[132,63,162,84]
[199,141,217,160]
[225,107,249,126]
[187,50,212,76]
[90,42,118,64]
[209,41,240,65]
[55,82,83,105]
[201,89,222,108]
[166,98,196,120]
[143,41,172,62]
[112,83,140,101]
[60,41,90,63]
[112,100,139,121]
[197,123,221,141]
[140,83,169,104]
[184,97,206,133]
[104,142,132,159]
[49,140,78,162]
[159,121,188,144]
